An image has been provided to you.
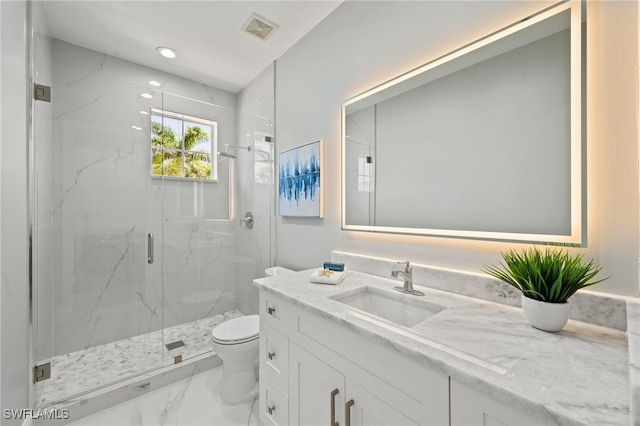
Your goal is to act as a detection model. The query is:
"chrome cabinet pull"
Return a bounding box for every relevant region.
[147,233,154,264]
[267,405,275,415]
[267,306,276,315]
[267,351,275,360]
[331,388,339,426]
[345,399,355,426]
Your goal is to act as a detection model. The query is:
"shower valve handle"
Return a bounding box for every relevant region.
[241,211,254,229]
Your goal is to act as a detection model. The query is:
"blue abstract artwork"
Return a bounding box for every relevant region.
[278,141,323,217]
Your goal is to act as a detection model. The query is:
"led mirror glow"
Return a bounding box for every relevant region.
[341,2,584,245]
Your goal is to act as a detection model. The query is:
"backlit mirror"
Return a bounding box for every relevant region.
[342,2,584,245]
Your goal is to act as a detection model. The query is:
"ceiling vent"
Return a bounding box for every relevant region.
[242,14,278,41]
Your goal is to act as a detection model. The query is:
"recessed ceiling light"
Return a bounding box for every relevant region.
[156,47,177,59]
[139,110,149,115]
[132,125,143,130]
[141,93,153,99]
[149,80,161,87]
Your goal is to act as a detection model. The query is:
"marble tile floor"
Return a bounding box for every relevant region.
[66,366,261,426]
[39,310,245,406]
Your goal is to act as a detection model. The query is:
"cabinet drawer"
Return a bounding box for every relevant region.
[260,290,294,330]
[259,373,289,426]
[260,322,289,392]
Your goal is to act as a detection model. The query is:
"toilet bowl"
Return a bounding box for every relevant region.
[211,314,260,404]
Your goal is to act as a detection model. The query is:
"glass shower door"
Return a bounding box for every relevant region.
[31,36,166,405]
[157,92,240,366]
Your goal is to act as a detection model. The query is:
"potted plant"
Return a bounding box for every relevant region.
[482,246,610,332]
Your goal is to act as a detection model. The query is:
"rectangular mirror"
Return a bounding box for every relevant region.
[342,1,584,245]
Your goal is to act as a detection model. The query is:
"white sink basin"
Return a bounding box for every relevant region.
[331,286,444,328]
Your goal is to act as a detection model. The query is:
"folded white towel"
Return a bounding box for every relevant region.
[309,268,347,285]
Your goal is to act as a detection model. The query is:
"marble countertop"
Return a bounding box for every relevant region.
[254,269,632,426]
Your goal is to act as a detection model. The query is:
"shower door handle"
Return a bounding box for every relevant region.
[147,233,154,264]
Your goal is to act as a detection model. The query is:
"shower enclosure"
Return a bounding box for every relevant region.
[30,1,275,407]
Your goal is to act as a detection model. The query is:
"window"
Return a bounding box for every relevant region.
[358,156,373,192]
[150,109,217,181]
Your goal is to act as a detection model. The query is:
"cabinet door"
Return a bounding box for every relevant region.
[451,379,551,426]
[289,342,346,426]
[345,379,419,426]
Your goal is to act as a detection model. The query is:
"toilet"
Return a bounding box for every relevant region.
[211,266,294,404]
[211,314,260,404]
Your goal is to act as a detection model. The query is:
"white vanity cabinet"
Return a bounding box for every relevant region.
[259,289,449,426]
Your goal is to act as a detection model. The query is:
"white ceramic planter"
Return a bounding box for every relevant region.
[521,294,570,332]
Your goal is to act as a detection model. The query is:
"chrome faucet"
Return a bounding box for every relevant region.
[391,261,424,296]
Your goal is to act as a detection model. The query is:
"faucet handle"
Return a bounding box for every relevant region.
[396,260,411,272]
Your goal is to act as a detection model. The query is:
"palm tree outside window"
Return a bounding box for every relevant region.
[150,109,218,181]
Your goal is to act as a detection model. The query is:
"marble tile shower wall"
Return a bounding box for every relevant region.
[34,37,242,358]
[235,63,276,314]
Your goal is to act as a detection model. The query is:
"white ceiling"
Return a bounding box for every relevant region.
[41,1,343,93]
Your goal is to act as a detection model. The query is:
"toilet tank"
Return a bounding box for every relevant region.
[265,266,294,277]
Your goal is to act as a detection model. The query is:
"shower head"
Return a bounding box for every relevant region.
[218,144,251,159]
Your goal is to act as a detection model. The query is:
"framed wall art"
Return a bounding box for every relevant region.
[278,140,324,217]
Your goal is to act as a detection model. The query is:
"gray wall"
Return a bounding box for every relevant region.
[0,0,30,421]
[275,1,639,296]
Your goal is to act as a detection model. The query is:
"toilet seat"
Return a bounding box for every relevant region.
[212,315,259,345]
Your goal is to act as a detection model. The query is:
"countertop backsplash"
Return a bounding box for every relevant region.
[331,251,630,331]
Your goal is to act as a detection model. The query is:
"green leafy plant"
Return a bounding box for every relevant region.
[151,121,211,179]
[482,247,610,303]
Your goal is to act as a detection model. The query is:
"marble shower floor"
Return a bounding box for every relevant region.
[66,366,261,426]
[39,310,244,406]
